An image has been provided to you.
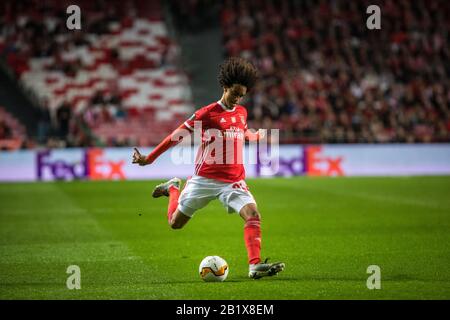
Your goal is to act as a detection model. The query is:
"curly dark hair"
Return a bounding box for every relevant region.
[218,57,258,91]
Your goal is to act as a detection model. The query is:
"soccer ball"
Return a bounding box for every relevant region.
[199,256,229,282]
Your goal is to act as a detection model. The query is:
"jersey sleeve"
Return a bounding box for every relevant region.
[183,106,210,131]
[145,122,191,164]
[244,108,248,130]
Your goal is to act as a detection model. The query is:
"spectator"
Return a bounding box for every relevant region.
[220,0,450,144]
[56,102,71,139]
[36,104,52,144]
[0,121,12,139]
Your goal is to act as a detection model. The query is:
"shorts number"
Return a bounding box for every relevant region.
[232,183,249,192]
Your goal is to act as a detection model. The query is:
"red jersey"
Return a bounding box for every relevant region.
[184,101,248,183]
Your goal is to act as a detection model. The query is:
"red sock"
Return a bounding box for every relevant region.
[167,186,180,224]
[244,217,261,265]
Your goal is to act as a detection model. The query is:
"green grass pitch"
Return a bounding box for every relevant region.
[1,177,449,299]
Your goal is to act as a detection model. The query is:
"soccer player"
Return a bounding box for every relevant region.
[132,57,285,279]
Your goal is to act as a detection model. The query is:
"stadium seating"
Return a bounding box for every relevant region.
[0,106,27,150]
[220,0,450,144]
[2,0,449,146]
[1,0,194,146]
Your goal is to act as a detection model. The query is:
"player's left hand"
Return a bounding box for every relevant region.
[132,147,149,166]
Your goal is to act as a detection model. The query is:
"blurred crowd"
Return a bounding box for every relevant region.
[1,0,449,149]
[221,0,450,143]
[0,0,167,149]
[168,0,221,32]
[0,120,12,139]
[0,0,134,148]
[0,106,33,150]
[2,0,142,76]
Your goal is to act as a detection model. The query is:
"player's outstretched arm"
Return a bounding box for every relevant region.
[132,123,192,166]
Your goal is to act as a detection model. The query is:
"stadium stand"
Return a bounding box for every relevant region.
[0,0,449,147]
[0,0,193,147]
[220,0,450,143]
[0,106,28,150]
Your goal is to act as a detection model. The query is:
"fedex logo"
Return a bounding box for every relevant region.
[36,149,125,181]
[305,146,344,176]
[256,145,344,177]
[87,149,125,180]
[37,150,87,180]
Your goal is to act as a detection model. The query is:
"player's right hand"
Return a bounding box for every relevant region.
[132,147,149,166]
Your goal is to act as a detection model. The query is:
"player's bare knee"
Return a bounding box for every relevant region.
[248,210,261,221]
[169,210,189,230]
[169,218,183,229]
[170,222,183,230]
[240,204,261,221]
